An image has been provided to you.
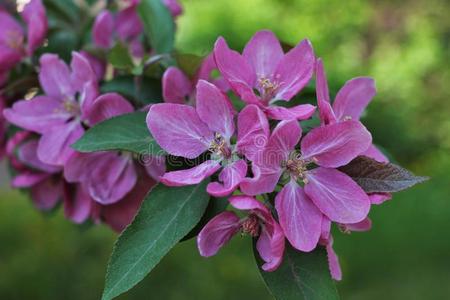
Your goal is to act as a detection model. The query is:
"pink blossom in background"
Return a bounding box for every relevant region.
[4,52,133,167]
[198,196,285,272]
[8,136,62,211]
[214,30,316,120]
[93,3,143,56]
[0,0,47,72]
[147,79,269,197]
[162,54,228,104]
[100,167,157,232]
[162,0,183,17]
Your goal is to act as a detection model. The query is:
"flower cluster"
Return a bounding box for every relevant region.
[147,30,390,278]
[0,1,424,290]
[0,0,179,231]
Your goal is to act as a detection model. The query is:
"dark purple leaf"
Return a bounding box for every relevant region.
[339,156,428,193]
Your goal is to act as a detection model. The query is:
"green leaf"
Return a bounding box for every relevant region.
[102,181,210,300]
[101,76,163,104]
[72,112,164,155]
[339,156,429,193]
[137,0,175,54]
[181,197,229,241]
[108,42,134,70]
[255,245,339,300]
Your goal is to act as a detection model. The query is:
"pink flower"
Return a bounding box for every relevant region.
[241,119,372,252]
[99,167,158,232]
[147,79,269,197]
[198,196,285,271]
[8,135,63,211]
[93,3,143,56]
[0,0,47,72]
[214,30,316,120]
[4,52,134,166]
[162,0,183,17]
[162,54,228,104]
[316,59,391,204]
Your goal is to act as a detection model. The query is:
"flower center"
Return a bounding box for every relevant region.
[282,152,312,183]
[241,214,260,237]
[285,158,307,178]
[258,75,281,103]
[209,133,232,159]
[63,100,80,115]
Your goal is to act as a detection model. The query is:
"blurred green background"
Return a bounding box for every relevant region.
[1,0,449,299]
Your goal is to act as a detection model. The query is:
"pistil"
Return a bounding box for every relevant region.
[209,133,232,159]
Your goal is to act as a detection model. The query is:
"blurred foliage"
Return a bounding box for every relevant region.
[0,0,449,299]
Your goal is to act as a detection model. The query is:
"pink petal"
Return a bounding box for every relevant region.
[163,0,183,17]
[70,51,97,92]
[240,120,300,195]
[160,160,221,186]
[369,193,392,205]
[236,104,269,161]
[275,181,322,252]
[0,11,24,71]
[79,51,106,81]
[3,96,71,134]
[147,103,213,158]
[93,10,114,48]
[12,171,48,188]
[196,80,235,140]
[333,77,376,121]
[101,171,156,232]
[229,195,270,217]
[79,81,100,120]
[342,217,372,232]
[326,237,342,281]
[0,44,23,72]
[274,39,315,101]
[162,66,192,104]
[305,167,370,224]
[86,93,134,126]
[265,104,316,121]
[64,152,103,183]
[143,155,166,181]
[320,216,332,241]
[197,211,241,257]
[22,0,47,55]
[37,121,84,166]
[242,30,284,79]
[301,120,372,168]
[362,144,389,163]
[315,59,336,125]
[260,120,301,169]
[31,176,62,211]
[207,159,247,197]
[115,5,143,42]
[87,154,137,205]
[240,164,282,196]
[39,54,75,99]
[18,139,61,173]
[214,37,259,105]
[64,184,93,224]
[196,53,217,82]
[257,220,285,272]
